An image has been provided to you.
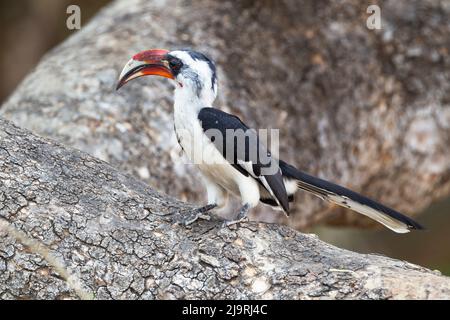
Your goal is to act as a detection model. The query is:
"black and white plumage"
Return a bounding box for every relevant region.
[198,107,289,214]
[117,48,423,233]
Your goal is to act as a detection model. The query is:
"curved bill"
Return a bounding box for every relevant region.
[116,49,173,90]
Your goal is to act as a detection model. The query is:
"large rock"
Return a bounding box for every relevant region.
[1,0,449,229]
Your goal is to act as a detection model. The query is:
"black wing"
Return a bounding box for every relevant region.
[198,107,289,213]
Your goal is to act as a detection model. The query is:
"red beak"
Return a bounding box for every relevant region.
[116,49,174,90]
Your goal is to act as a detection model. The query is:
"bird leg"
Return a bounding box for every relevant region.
[176,204,217,226]
[223,203,250,227]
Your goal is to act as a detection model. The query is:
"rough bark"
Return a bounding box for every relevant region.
[0,118,450,300]
[1,0,449,230]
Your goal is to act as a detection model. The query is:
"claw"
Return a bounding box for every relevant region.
[221,216,249,228]
[221,203,250,228]
[176,204,217,226]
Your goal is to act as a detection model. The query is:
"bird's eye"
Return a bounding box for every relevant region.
[169,58,182,70]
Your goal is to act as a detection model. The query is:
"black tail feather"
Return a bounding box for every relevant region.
[279,160,424,231]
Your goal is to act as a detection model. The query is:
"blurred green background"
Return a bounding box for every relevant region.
[0,1,449,275]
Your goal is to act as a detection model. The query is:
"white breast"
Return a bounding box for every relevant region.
[173,99,244,195]
[173,87,261,207]
[174,111,240,193]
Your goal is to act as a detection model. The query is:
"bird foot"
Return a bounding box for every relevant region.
[222,216,249,228]
[221,203,250,228]
[176,204,217,226]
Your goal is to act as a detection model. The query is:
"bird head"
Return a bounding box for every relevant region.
[117,49,217,104]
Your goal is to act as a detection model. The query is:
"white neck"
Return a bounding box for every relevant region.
[173,84,211,115]
[172,84,210,163]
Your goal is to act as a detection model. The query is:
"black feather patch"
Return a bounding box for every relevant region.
[198,107,289,214]
[279,160,424,230]
[261,195,294,206]
[185,50,217,90]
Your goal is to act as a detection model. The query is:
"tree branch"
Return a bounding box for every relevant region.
[0,118,449,299]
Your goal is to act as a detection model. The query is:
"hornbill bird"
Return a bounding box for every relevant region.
[117,49,423,233]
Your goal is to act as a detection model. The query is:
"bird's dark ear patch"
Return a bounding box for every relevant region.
[184,50,217,90]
